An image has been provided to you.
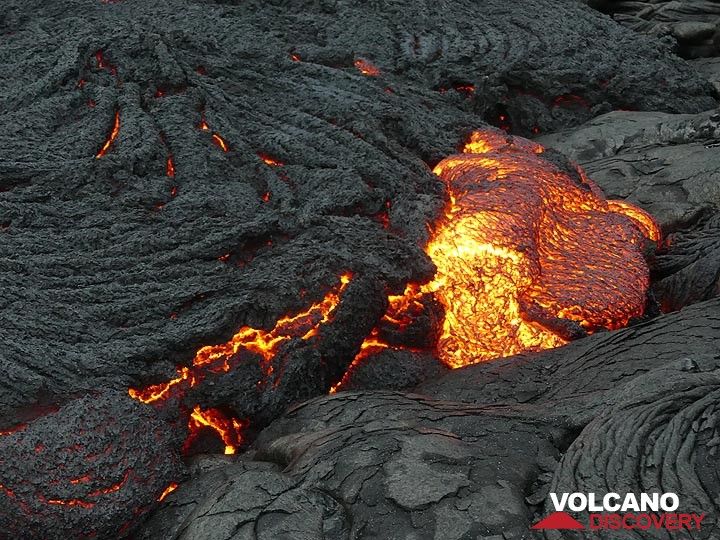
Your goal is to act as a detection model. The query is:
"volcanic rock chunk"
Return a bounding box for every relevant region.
[692,56,720,93]
[538,355,720,539]
[332,349,447,392]
[653,212,720,311]
[136,459,350,540]
[0,391,185,540]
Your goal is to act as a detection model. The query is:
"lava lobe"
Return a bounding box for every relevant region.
[367,130,660,369]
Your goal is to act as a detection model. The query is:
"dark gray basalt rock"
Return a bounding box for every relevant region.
[136,459,351,540]
[0,391,185,540]
[134,299,720,539]
[589,0,720,58]
[0,0,714,423]
[539,355,720,539]
[653,212,720,312]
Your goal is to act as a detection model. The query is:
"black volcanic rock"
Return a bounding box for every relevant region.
[0,0,715,422]
[2,0,719,538]
[0,391,185,540]
[134,299,720,539]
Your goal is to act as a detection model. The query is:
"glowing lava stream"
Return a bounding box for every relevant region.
[375,130,660,369]
[129,274,352,452]
[95,110,120,158]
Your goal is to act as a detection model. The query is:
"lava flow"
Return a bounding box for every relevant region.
[364,130,659,369]
[95,110,120,158]
[129,274,352,452]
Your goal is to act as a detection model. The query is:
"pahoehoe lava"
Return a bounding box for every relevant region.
[1,0,719,538]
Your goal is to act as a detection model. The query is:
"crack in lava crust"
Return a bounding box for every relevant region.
[390,130,660,368]
[128,274,352,452]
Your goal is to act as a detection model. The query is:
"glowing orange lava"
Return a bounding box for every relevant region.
[258,153,283,167]
[166,156,175,177]
[373,129,659,369]
[129,274,352,405]
[95,110,120,159]
[211,133,229,152]
[185,406,247,455]
[157,482,178,502]
[354,58,380,76]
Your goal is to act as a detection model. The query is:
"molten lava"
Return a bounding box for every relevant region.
[354,58,380,76]
[258,152,283,167]
[129,274,352,449]
[211,133,229,152]
[166,156,175,177]
[157,483,178,502]
[370,130,659,369]
[184,406,247,455]
[95,110,120,159]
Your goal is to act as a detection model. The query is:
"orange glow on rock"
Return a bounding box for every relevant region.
[329,330,390,394]
[95,110,120,159]
[606,200,661,244]
[166,156,175,177]
[47,498,94,509]
[211,133,229,152]
[0,423,27,436]
[129,273,352,404]
[411,130,658,368]
[185,406,247,455]
[354,58,380,76]
[158,482,178,502]
[258,153,283,167]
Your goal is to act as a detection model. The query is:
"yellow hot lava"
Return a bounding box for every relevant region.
[385,129,659,369]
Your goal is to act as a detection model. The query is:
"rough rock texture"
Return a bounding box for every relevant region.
[0,391,185,540]
[693,56,720,93]
[2,0,713,425]
[653,212,720,311]
[538,110,720,311]
[136,298,720,539]
[2,0,720,538]
[539,356,720,539]
[589,0,720,58]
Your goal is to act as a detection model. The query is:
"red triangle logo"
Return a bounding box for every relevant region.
[531,511,585,530]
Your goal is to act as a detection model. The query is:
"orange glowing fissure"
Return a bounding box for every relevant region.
[354,58,380,76]
[158,482,178,502]
[129,274,352,451]
[95,110,120,159]
[186,406,247,455]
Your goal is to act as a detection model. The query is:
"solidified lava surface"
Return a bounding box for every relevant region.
[0,391,184,540]
[0,0,716,538]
